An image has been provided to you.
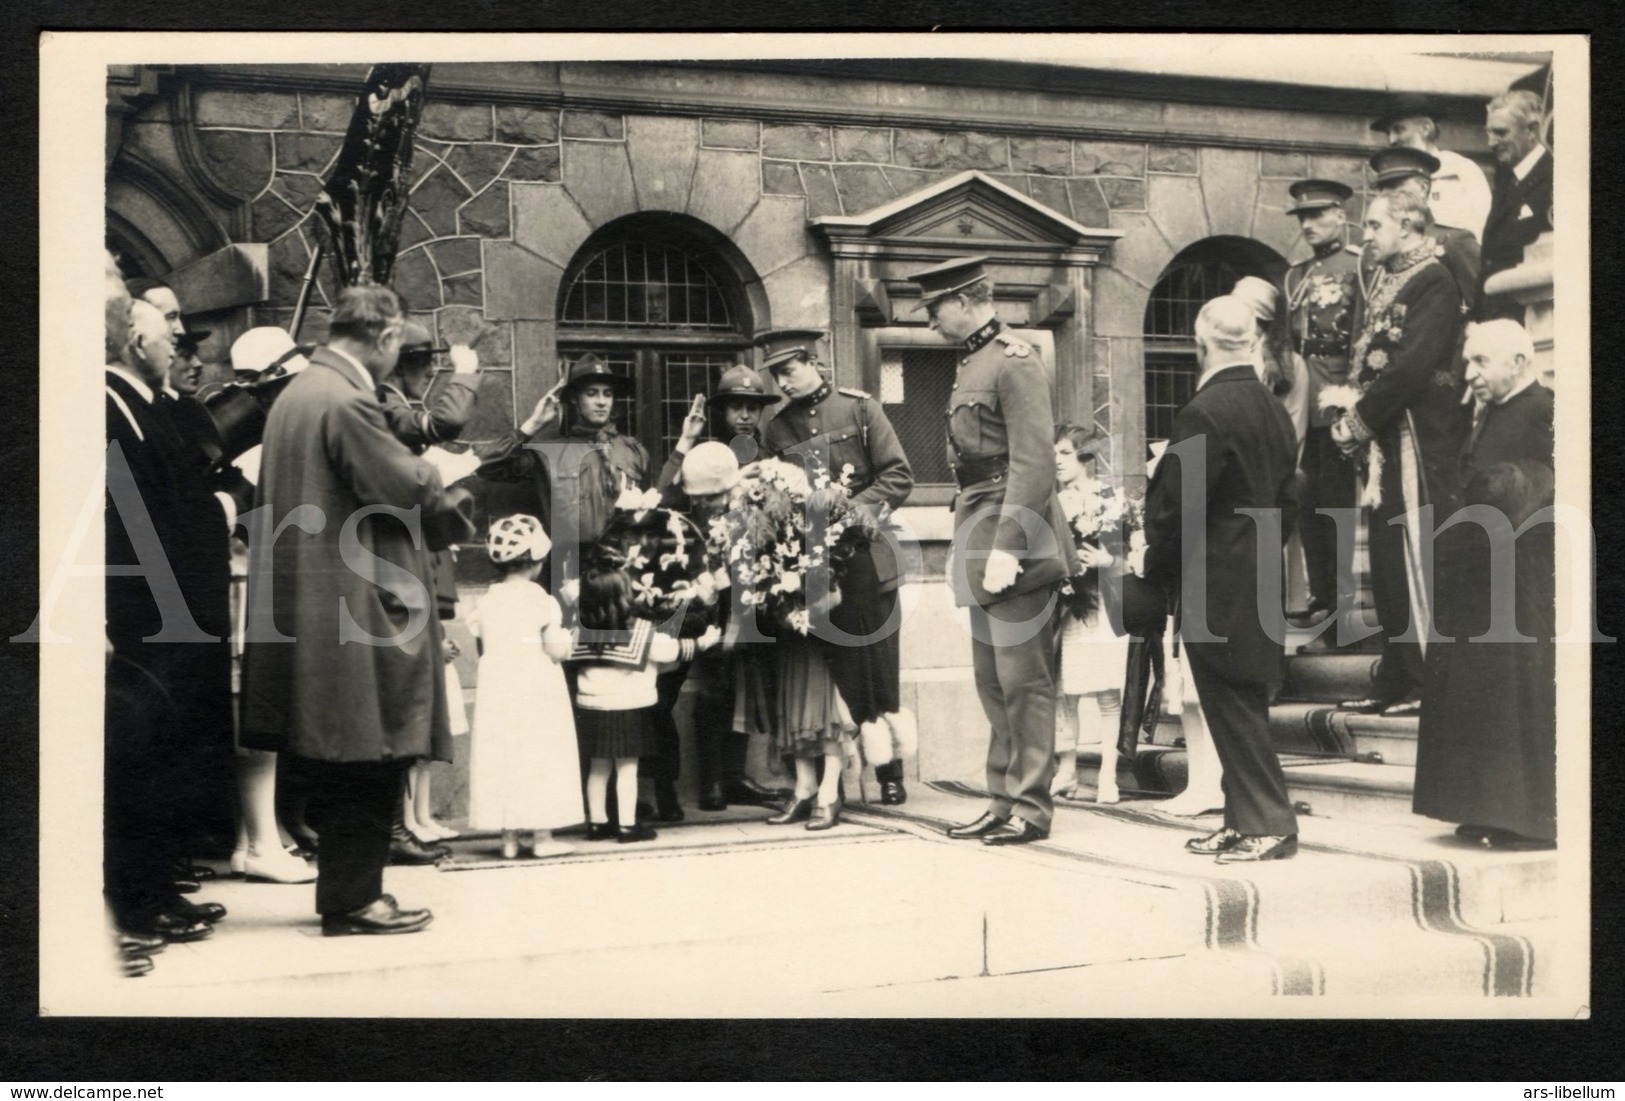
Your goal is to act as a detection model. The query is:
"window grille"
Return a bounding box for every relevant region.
[560,242,733,331]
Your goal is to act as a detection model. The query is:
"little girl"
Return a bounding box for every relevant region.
[467,515,582,860]
[573,558,720,843]
[1053,425,1131,804]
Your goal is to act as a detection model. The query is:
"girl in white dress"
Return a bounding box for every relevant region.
[467,515,581,859]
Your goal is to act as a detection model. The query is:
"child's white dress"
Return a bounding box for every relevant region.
[468,580,582,831]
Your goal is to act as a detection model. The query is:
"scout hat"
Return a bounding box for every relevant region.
[710,363,780,406]
[755,328,827,373]
[396,318,448,369]
[906,255,990,312]
[1285,179,1354,215]
[1229,276,1279,323]
[1370,92,1440,133]
[562,351,632,394]
[1369,145,1441,186]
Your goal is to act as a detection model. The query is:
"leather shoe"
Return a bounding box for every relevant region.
[172,898,227,924]
[766,797,814,825]
[389,827,447,865]
[617,823,658,844]
[723,777,794,807]
[585,822,617,841]
[697,782,727,812]
[879,779,907,806]
[1185,826,1245,855]
[946,811,1008,840]
[1215,834,1298,863]
[322,896,432,937]
[122,955,155,978]
[1285,604,1330,629]
[806,799,842,831]
[982,817,1049,846]
[653,781,684,822]
[1338,697,1394,714]
[172,876,201,895]
[1380,697,1422,718]
[117,931,166,958]
[140,911,214,943]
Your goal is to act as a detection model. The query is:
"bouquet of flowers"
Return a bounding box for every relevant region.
[1318,383,1383,509]
[590,503,714,634]
[1056,482,1145,620]
[710,458,879,636]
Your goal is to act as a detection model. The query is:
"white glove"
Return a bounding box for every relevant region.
[449,344,480,375]
[982,549,1022,594]
[423,445,481,485]
[697,625,723,651]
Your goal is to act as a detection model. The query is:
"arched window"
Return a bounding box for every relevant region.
[557,218,755,459]
[1143,236,1287,443]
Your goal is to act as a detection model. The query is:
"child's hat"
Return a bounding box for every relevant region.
[487,513,551,565]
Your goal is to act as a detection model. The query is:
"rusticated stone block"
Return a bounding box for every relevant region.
[448,144,514,195]
[1066,178,1110,226]
[1076,140,1146,177]
[273,173,325,220]
[438,305,505,352]
[275,132,341,174]
[1100,177,1147,210]
[562,110,624,140]
[833,126,891,164]
[398,208,432,251]
[430,236,483,276]
[762,160,803,197]
[882,166,954,200]
[420,102,493,143]
[687,149,761,235]
[411,168,472,237]
[893,128,1008,171]
[1147,144,1200,175]
[1310,153,1367,190]
[1026,175,1072,219]
[252,190,306,243]
[1260,150,1308,178]
[799,162,842,217]
[458,369,517,440]
[267,234,314,306]
[504,144,561,182]
[392,247,442,311]
[195,129,273,199]
[763,123,832,161]
[442,271,483,306]
[495,104,559,145]
[194,88,298,130]
[1200,147,1261,238]
[625,115,700,212]
[833,163,897,215]
[459,183,511,238]
[562,141,636,227]
[701,118,759,150]
[300,92,355,133]
[482,241,562,321]
[1010,135,1071,176]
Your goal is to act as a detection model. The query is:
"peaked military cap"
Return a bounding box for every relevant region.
[1369,145,1441,186]
[1286,178,1354,215]
[906,255,991,312]
[1370,92,1441,133]
[756,328,827,372]
[396,318,448,365]
[563,351,632,393]
[710,363,781,406]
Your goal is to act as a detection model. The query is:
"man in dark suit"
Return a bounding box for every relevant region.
[1477,88,1553,320]
[242,285,474,937]
[1144,296,1302,863]
[908,255,1074,847]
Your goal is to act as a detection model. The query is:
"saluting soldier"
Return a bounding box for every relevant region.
[1365,146,1482,314]
[908,256,1074,846]
[758,329,918,805]
[1281,179,1364,629]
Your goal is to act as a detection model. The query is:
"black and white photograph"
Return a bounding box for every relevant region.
[32,30,1591,1027]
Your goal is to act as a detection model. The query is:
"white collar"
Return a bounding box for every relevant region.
[1513,144,1548,182]
[1196,358,1253,392]
[162,384,180,400]
[106,365,155,404]
[327,345,376,390]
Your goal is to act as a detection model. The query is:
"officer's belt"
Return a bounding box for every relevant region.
[952,454,1009,489]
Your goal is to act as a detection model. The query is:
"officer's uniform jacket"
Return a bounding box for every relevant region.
[1283,240,1362,428]
[762,382,913,590]
[944,319,1074,608]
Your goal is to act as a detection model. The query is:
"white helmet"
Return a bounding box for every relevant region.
[230,326,309,376]
[486,514,551,565]
[681,441,741,496]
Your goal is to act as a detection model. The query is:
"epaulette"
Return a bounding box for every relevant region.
[838,387,871,400]
[993,332,1031,358]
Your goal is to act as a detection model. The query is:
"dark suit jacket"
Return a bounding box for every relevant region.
[1144,363,1299,685]
[1478,149,1553,307]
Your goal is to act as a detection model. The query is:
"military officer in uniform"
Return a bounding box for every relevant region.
[1366,146,1481,314]
[908,257,1074,846]
[1281,179,1364,629]
[758,329,917,805]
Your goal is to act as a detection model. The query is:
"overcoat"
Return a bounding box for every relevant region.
[240,347,472,763]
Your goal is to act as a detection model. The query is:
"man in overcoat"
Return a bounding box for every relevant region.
[909,256,1073,846]
[1144,296,1302,863]
[241,286,473,936]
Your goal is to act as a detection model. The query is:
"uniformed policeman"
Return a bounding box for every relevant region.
[758,328,918,807]
[908,256,1074,846]
[1366,146,1482,312]
[477,352,650,609]
[1281,179,1364,629]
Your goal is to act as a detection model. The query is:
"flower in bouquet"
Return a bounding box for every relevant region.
[1057,480,1144,619]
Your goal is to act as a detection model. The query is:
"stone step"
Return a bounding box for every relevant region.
[1267,702,1419,766]
[1279,649,1383,703]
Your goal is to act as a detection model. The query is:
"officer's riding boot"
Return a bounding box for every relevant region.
[875,760,907,806]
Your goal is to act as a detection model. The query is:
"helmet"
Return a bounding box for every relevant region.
[230,327,309,377]
[710,364,780,406]
[681,441,741,496]
[487,514,551,565]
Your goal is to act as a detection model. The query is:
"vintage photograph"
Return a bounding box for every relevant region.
[37,31,1590,1019]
